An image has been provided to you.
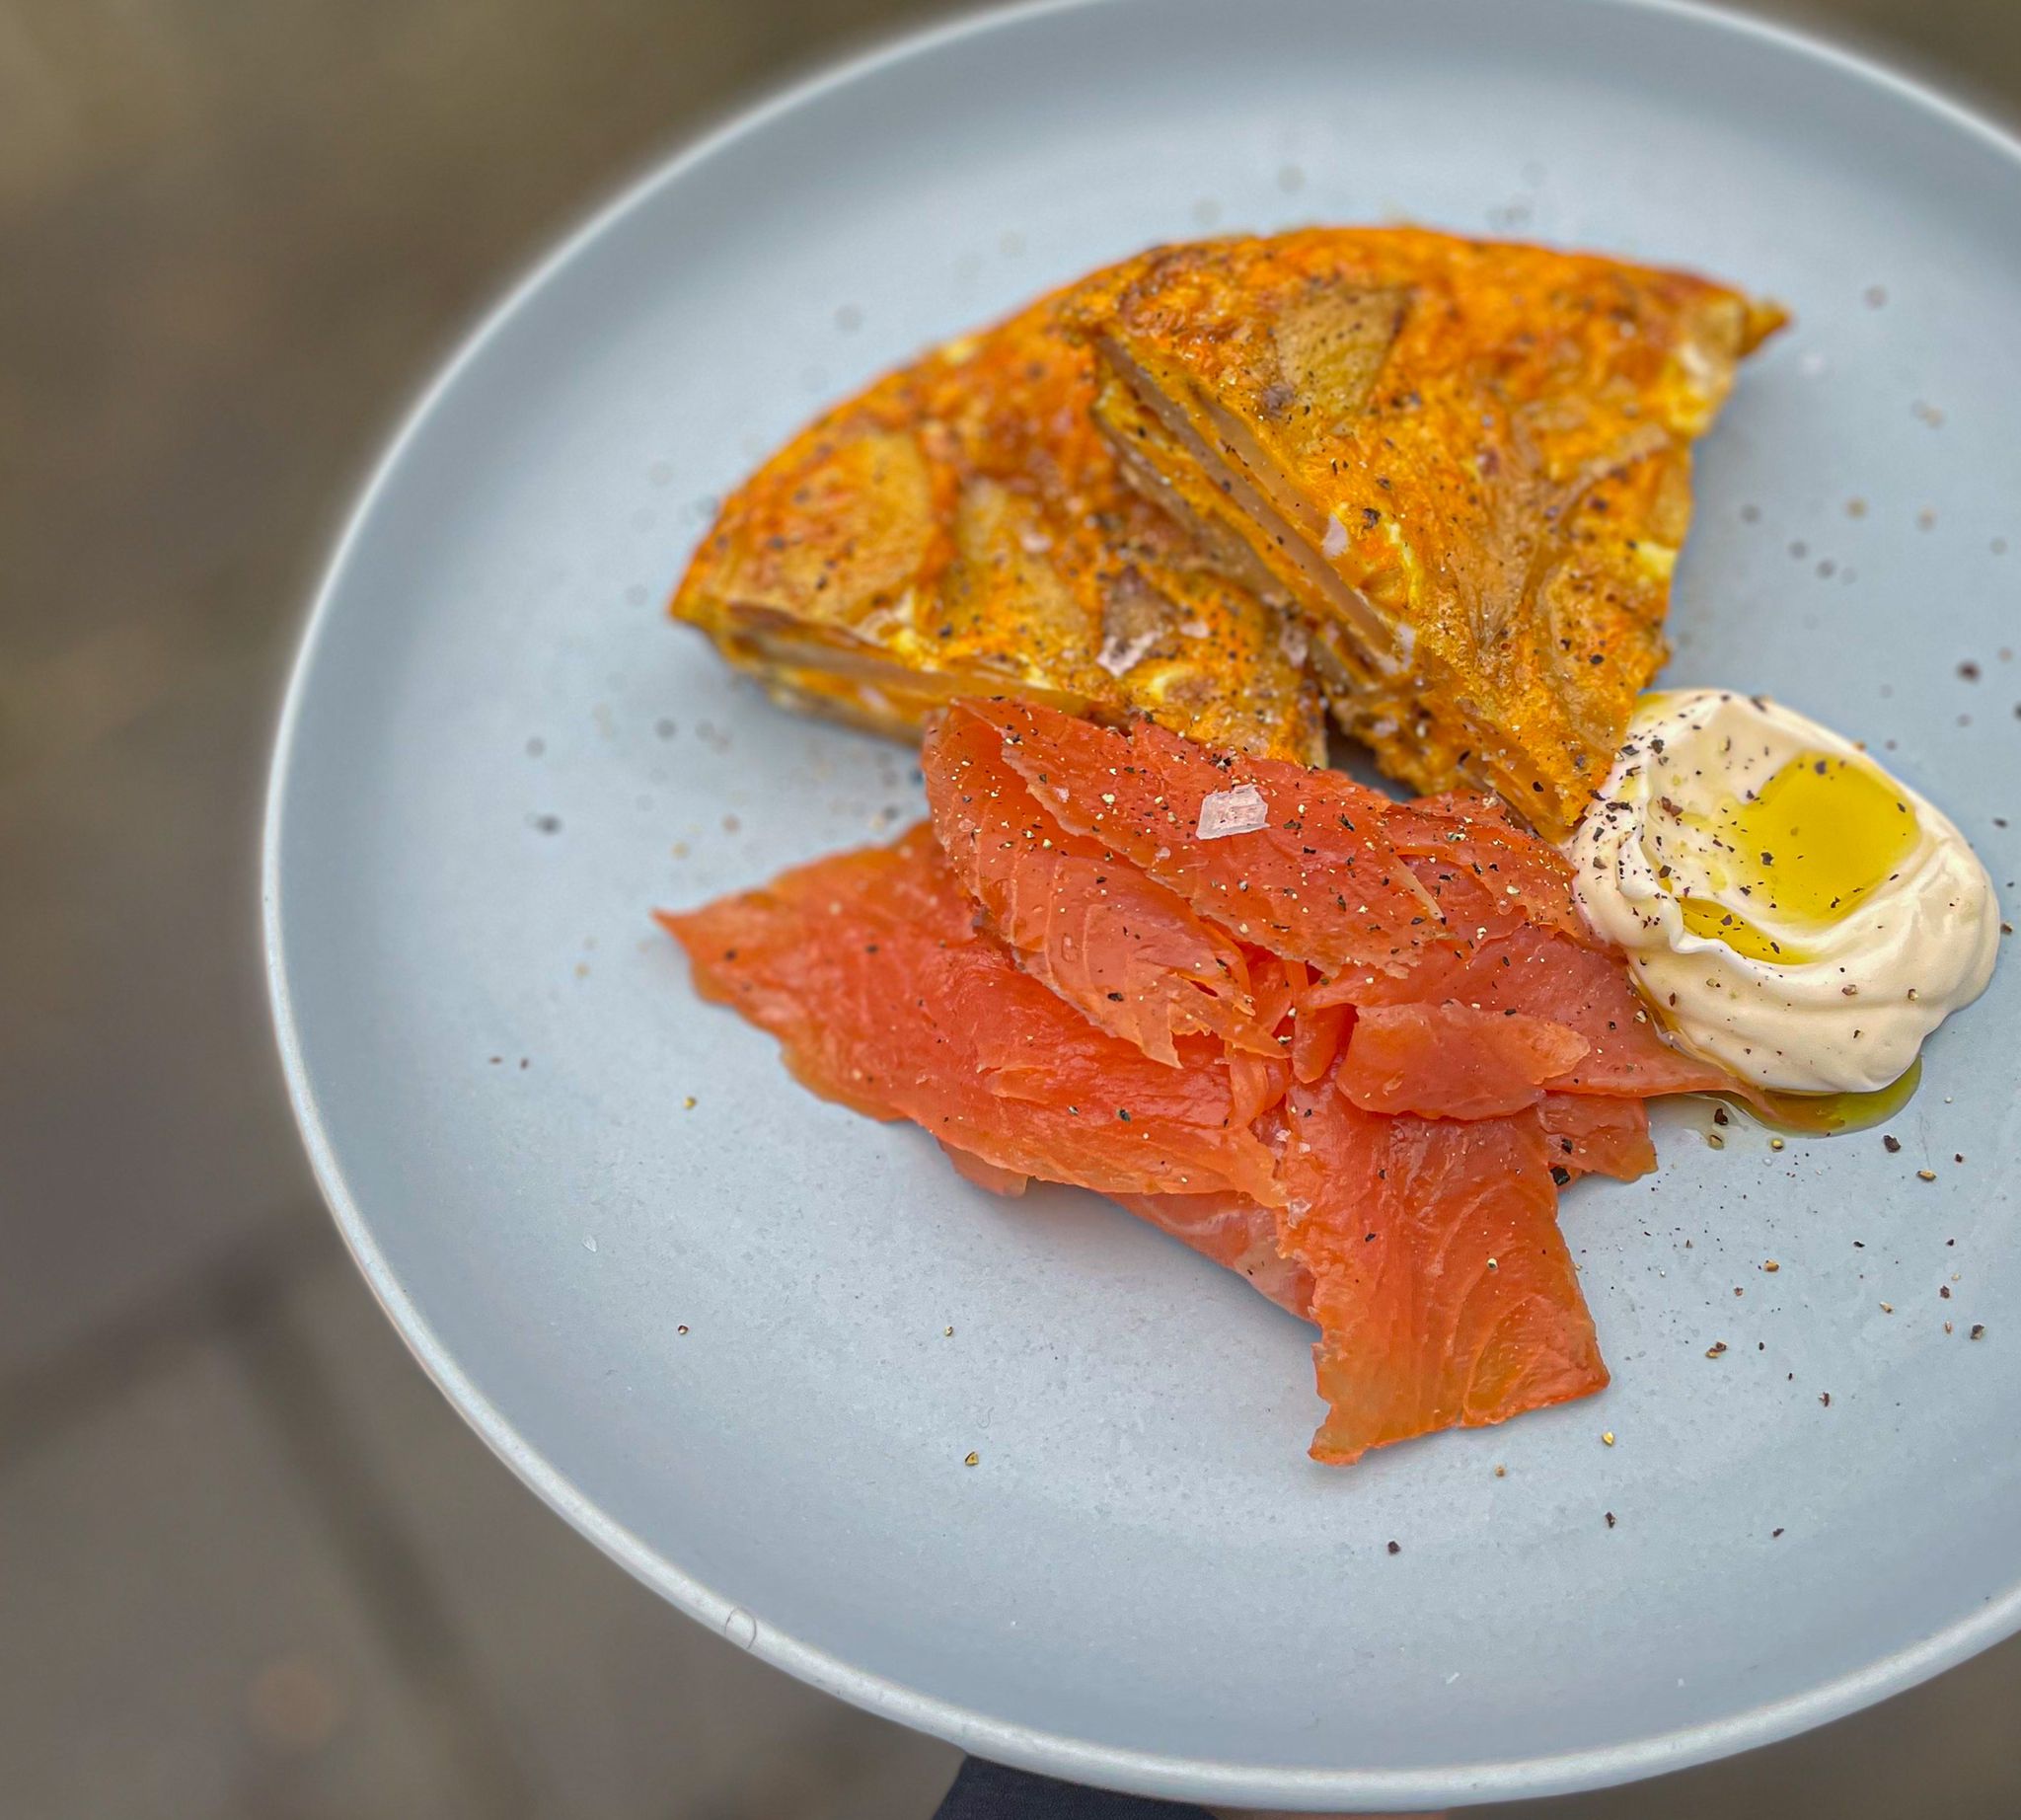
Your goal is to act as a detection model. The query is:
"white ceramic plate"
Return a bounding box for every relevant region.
[265,1,2021,1807]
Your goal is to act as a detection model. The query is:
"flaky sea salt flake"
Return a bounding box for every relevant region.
[1196,783,1269,840]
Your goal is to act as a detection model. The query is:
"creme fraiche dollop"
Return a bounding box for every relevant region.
[1567,689,1998,1095]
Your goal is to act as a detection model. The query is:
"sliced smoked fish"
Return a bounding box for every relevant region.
[921,701,1272,1065]
[1538,1094,1659,1183]
[1337,1003,1591,1120]
[661,700,1739,1466]
[659,825,1282,1204]
[951,696,1448,977]
[1279,1083,1609,1465]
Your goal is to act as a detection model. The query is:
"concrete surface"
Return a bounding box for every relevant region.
[3,1,2018,1814]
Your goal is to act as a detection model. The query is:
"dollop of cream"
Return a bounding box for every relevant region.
[1568,690,1998,1094]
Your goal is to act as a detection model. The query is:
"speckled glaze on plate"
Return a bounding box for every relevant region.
[263,1,2021,1807]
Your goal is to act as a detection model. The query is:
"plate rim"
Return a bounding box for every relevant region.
[262,0,2021,1804]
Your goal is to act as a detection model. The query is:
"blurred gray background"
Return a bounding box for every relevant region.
[4,2,2019,1815]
